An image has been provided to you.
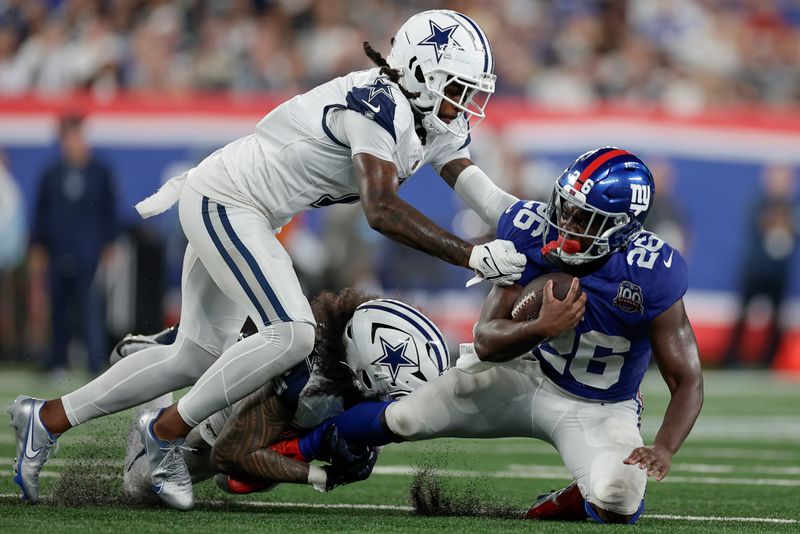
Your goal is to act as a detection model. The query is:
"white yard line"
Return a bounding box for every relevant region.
[0,493,796,524]
[2,459,800,479]
[645,514,797,524]
[371,466,800,487]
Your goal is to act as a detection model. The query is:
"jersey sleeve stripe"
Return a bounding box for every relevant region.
[321,104,350,148]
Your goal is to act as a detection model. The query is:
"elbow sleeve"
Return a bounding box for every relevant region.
[453,165,518,228]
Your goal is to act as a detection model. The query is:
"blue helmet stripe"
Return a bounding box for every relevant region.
[358,302,447,373]
[452,11,492,73]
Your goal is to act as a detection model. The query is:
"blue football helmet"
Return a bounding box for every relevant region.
[542,147,655,264]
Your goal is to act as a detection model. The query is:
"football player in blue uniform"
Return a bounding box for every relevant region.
[8,10,526,510]
[277,147,704,524]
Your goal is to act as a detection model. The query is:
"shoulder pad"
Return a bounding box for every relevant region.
[345,78,402,141]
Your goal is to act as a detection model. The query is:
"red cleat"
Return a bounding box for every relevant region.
[215,474,276,495]
[525,481,588,521]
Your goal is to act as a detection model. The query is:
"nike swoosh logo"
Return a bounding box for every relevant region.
[362,100,381,113]
[663,250,674,268]
[24,408,41,459]
[153,482,165,494]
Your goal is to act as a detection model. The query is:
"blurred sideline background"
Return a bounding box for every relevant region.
[0,0,799,376]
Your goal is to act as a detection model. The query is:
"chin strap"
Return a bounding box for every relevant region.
[541,236,581,256]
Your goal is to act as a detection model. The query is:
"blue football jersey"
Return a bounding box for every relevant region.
[496,200,689,402]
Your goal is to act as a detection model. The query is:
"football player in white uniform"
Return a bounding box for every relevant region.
[8,10,523,510]
[117,289,448,500]
[276,148,704,525]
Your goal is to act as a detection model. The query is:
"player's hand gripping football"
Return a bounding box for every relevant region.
[467,239,527,287]
[535,278,586,338]
[623,445,673,481]
[318,424,378,491]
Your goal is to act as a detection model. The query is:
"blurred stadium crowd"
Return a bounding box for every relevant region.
[0,0,799,111]
[0,0,798,375]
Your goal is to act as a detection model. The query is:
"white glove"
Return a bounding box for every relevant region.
[467,239,526,287]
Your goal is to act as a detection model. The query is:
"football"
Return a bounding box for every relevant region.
[510,272,577,322]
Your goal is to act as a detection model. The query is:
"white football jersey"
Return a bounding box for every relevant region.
[188,67,471,229]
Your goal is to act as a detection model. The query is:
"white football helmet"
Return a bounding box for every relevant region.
[343,299,449,399]
[386,9,495,137]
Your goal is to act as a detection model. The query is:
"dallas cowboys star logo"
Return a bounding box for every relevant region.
[372,337,416,383]
[418,20,461,62]
[366,78,395,103]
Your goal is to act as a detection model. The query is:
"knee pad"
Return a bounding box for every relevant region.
[592,476,633,507]
[450,369,494,398]
[384,400,423,439]
[258,321,315,359]
[588,461,646,516]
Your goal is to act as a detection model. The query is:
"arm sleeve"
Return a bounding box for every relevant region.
[454,165,519,228]
[332,109,396,162]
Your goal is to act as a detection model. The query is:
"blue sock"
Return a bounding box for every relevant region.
[298,400,394,460]
[583,499,645,525]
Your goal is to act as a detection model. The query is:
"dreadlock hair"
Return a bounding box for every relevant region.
[307,287,380,406]
[363,41,428,146]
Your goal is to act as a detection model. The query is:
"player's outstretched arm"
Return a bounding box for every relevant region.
[473,279,586,363]
[210,386,310,485]
[354,153,525,284]
[440,158,518,229]
[356,153,473,266]
[624,299,704,481]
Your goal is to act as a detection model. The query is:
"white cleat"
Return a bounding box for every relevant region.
[7,395,59,504]
[110,326,178,366]
[139,409,195,511]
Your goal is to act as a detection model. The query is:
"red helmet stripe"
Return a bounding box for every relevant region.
[575,149,630,188]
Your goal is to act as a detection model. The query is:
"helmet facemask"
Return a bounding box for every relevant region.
[416,68,495,136]
[542,184,636,265]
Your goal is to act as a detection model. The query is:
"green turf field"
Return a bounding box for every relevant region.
[0,367,798,533]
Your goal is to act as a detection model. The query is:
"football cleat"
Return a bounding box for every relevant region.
[7,395,59,503]
[139,409,195,511]
[214,473,277,494]
[525,481,587,521]
[110,325,178,366]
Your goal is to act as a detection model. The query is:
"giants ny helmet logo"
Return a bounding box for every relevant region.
[630,183,651,217]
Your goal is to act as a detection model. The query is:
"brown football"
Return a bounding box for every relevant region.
[511,271,578,321]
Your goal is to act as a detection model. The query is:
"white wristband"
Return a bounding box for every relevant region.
[454,165,518,228]
[308,464,327,492]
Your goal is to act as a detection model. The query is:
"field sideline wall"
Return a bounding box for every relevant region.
[1,94,798,368]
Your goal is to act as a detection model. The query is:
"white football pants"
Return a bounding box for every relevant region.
[384,359,647,515]
[62,182,315,428]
